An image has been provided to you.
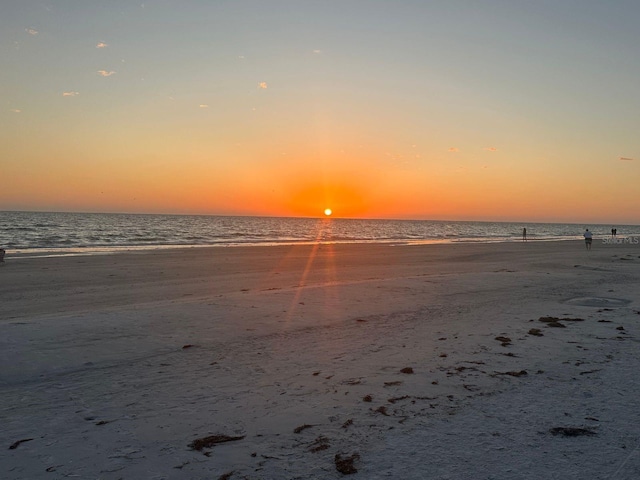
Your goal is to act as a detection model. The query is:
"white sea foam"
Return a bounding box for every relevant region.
[1,211,638,255]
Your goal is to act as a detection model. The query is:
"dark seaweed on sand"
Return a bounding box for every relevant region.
[538,316,584,328]
[384,381,402,387]
[9,438,33,450]
[335,453,360,474]
[188,434,245,451]
[293,424,314,434]
[540,318,565,328]
[308,436,330,453]
[494,370,528,377]
[341,419,353,429]
[388,395,410,404]
[549,427,596,437]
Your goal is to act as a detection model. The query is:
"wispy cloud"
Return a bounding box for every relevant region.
[484,147,497,152]
[313,49,322,54]
[199,104,209,108]
[97,70,116,77]
[25,28,38,35]
[62,91,79,97]
[96,42,109,48]
[258,82,268,89]
[10,109,21,113]
[619,157,635,161]
[448,147,459,153]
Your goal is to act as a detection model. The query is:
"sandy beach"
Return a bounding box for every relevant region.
[1,240,640,479]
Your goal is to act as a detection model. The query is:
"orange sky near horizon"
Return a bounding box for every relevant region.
[1,2,639,224]
[3,137,638,224]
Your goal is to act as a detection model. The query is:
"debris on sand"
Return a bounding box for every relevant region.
[400,367,414,374]
[342,378,362,385]
[341,419,353,429]
[9,438,33,450]
[335,453,360,474]
[388,395,410,404]
[495,336,511,346]
[308,436,330,453]
[218,471,234,480]
[494,370,528,377]
[384,381,402,387]
[188,434,245,451]
[538,316,585,328]
[294,424,314,434]
[363,394,373,402]
[372,406,390,416]
[549,427,596,437]
[538,317,566,328]
[528,328,543,336]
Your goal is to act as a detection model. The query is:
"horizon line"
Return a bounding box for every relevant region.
[1,209,637,227]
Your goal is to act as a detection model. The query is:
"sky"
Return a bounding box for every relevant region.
[1,1,639,224]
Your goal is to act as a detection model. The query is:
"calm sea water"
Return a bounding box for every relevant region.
[1,211,638,256]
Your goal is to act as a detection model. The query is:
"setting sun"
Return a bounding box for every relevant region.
[324,208,332,216]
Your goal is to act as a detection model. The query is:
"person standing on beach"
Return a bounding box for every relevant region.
[584,229,593,250]
[0,248,5,263]
[522,227,527,242]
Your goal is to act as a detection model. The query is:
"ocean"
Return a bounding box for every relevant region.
[0,211,637,257]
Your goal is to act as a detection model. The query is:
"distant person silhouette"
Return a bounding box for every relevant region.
[522,227,527,242]
[583,229,593,250]
[0,248,5,262]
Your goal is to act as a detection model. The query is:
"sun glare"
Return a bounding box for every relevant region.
[324,208,332,216]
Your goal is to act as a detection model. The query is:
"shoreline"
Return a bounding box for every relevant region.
[0,235,609,260]
[2,241,639,478]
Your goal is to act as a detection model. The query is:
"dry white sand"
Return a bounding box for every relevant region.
[1,240,640,479]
